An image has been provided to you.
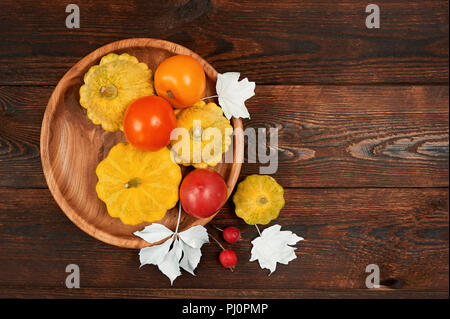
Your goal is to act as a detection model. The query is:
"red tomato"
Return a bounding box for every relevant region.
[154,55,206,109]
[180,169,227,218]
[123,96,176,152]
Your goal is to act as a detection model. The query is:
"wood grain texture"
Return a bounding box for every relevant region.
[0,86,45,187]
[243,85,449,187]
[0,188,447,295]
[40,39,243,249]
[1,85,448,188]
[0,0,448,85]
[0,0,448,299]
[0,287,447,299]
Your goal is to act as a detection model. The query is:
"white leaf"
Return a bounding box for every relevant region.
[138,236,172,267]
[179,241,203,275]
[136,222,209,284]
[134,223,173,244]
[179,225,209,248]
[250,224,304,274]
[216,72,255,120]
[157,238,182,285]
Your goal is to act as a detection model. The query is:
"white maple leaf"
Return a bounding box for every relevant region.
[134,223,209,285]
[216,72,255,120]
[250,224,303,275]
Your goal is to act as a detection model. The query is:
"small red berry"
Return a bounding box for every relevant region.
[219,249,237,268]
[222,226,241,243]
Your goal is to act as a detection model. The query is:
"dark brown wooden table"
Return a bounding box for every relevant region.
[0,0,448,299]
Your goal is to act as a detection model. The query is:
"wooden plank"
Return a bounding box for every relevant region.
[0,86,46,188]
[0,0,448,85]
[0,85,448,188]
[244,85,449,187]
[0,287,447,299]
[0,188,447,293]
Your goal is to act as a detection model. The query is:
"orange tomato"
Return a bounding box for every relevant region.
[123,96,176,152]
[154,55,206,109]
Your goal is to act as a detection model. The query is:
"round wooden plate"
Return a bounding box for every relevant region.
[41,38,244,249]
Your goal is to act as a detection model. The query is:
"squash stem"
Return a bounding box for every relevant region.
[257,195,268,206]
[100,84,118,100]
[124,177,141,189]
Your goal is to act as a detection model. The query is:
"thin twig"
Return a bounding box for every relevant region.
[255,224,262,236]
[211,224,224,232]
[174,203,182,234]
[208,233,225,251]
[201,95,219,101]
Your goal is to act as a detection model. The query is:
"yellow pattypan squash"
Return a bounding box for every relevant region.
[96,143,181,225]
[80,53,154,132]
[233,175,285,225]
[170,100,232,168]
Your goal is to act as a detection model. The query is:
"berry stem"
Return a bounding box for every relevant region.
[208,233,225,251]
[212,224,224,232]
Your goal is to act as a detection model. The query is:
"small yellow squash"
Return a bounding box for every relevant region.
[96,143,181,225]
[79,53,154,132]
[233,175,285,225]
[170,100,232,168]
